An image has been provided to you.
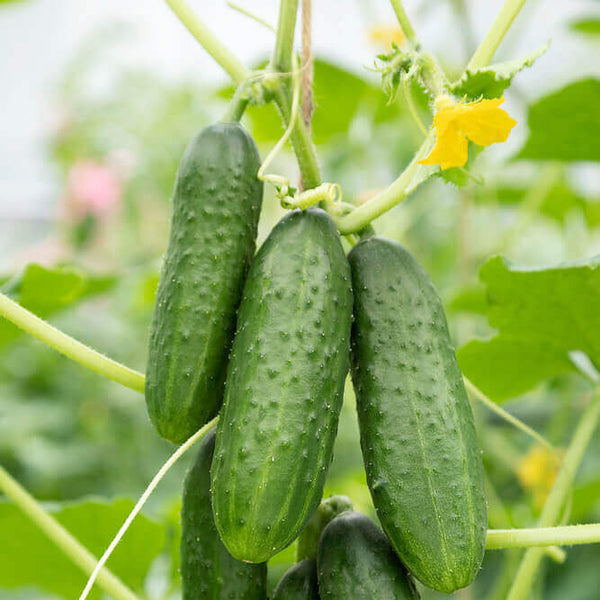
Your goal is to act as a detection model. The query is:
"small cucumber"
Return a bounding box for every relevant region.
[273,560,320,600]
[211,208,353,563]
[181,428,267,599]
[145,122,263,444]
[317,511,419,600]
[296,495,353,562]
[348,237,486,593]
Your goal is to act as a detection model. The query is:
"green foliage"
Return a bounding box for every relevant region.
[570,19,600,36]
[0,497,165,599]
[0,264,114,347]
[458,255,600,401]
[450,44,549,100]
[517,79,600,162]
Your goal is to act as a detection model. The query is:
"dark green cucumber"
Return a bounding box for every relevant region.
[348,237,486,593]
[296,495,353,562]
[145,122,263,444]
[317,512,419,600]
[273,560,320,600]
[181,428,267,599]
[211,208,353,563]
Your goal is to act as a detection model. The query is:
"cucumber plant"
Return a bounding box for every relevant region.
[1,2,600,600]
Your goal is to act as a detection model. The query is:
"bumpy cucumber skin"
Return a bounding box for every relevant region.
[145,123,263,444]
[348,237,486,593]
[181,429,267,600]
[211,209,353,563]
[317,512,419,600]
[273,560,320,600]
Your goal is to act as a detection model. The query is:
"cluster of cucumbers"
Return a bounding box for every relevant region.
[145,122,487,598]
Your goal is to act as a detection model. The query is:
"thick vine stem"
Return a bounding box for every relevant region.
[165,0,250,85]
[0,465,140,600]
[467,0,528,70]
[271,0,299,73]
[487,524,600,550]
[0,293,145,393]
[506,390,600,600]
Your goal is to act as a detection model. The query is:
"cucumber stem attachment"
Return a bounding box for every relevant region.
[0,292,145,393]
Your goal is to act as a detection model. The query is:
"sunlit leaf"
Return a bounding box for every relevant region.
[570,19,600,36]
[0,264,115,347]
[450,43,549,100]
[0,496,165,599]
[517,78,600,162]
[457,255,600,401]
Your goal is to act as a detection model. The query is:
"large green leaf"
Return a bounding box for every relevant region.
[0,497,165,599]
[450,44,549,100]
[517,79,600,162]
[457,255,600,401]
[0,264,114,347]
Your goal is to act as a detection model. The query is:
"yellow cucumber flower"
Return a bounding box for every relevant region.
[369,25,406,50]
[516,445,560,508]
[419,94,517,170]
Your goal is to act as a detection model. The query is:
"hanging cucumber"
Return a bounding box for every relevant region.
[348,237,486,593]
[273,559,320,600]
[211,208,353,563]
[317,511,419,600]
[145,122,263,444]
[181,428,267,599]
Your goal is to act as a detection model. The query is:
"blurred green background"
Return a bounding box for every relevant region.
[1,0,600,598]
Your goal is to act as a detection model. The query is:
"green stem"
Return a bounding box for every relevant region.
[0,465,139,600]
[272,82,322,190]
[165,0,250,84]
[222,82,250,122]
[271,0,299,72]
[487,523,600,550]
[506,390,600,600]
[388,0,418,44]
[0,292,145,393]
[334,139,435,234]
[466,0,527,70]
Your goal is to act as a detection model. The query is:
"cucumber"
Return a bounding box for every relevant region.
[145,122,263,444]
[317,511,419,600]
[273,560,320,600]
[181,428,267,599]
[296,495,353,562]
[211,208,353,563]
[348,237,486,593]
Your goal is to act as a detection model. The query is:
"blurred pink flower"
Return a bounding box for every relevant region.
[67,161,122,218]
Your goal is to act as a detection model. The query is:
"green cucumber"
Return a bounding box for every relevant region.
[348,237,486,593]
[211,208,353,563]
[181,428,267,599]
[296,495,353,562]
[273,560,320,600]
[317,511,419,600]
[145,122,263,444]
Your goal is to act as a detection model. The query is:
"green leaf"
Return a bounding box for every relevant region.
[491,183,600,227]
[450,43,549,100]
[570,19,600,36]
[447,284,488,314]
[517,78,600,162]
[0,497,166,599]
[457,255,600,401]
[0,264,115,347]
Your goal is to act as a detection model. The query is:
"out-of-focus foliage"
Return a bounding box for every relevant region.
[517,78,600,162]
[0,497,165,599]
[458,255,600,401]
